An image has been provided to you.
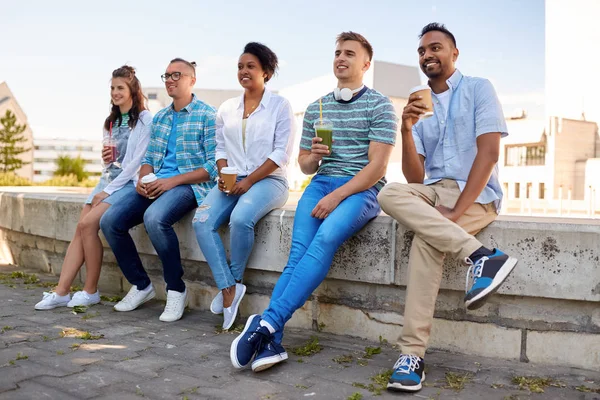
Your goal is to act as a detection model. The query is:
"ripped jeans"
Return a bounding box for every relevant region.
[192,175,289,290]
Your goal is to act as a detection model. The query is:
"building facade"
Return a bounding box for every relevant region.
[0,82,34,180]
[33,138,103,182]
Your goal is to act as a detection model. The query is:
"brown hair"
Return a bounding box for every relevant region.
[336,31,374,61]
[170,58,197,77]
[104,65,147,131]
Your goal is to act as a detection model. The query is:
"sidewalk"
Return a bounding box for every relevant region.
[0,266,598,400]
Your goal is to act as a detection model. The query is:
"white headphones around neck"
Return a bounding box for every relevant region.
[333,85,365,101]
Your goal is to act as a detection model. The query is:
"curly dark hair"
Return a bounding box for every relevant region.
[104,65,147,131]
[419,22,457,47]
[242,42,278,83]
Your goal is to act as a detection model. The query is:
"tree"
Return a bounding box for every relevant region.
[54,155,89,182]
[0,109,31,172]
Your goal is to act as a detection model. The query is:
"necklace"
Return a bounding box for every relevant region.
[244,103,258,118]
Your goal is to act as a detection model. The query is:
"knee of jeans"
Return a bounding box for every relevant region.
[99,211,116,234]
[143,211,165,234]
[192,205,215,232]
[229,211,254,231]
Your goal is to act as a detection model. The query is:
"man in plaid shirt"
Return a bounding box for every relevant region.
[100,58,217,322]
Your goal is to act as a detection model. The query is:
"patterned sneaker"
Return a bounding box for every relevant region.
[464,249,518,310]
[251,340,288,372]
[210,291,223,315]
[67,290,101,308]
[230,314,271,368]
[387,354,425,392]
[114,284,156,312]
[223,283,246,330]
[35,292,70,310]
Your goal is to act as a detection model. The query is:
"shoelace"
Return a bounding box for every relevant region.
[120,288,140,305]
[41,291,54,300]
[465,256,488,294]
[392,354,421,374]
[164,293,183,313]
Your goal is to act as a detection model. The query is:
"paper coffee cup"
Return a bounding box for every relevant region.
[141,173,158,199]
[220,167,238,193]
[409,85,434,119]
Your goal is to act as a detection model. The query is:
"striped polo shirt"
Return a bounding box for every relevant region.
[300,87,398,190]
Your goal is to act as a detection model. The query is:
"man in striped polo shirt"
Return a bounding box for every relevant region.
[231,32,398,372]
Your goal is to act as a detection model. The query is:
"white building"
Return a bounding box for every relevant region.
[144,88,243,115]
[33,138,103,182]
[278,60,421,190]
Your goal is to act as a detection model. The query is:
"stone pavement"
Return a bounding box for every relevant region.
[0,266,598,400]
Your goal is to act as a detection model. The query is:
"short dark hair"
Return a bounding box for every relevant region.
[242,42,278,83]
[169,58,197,77]
[419,23,457,47]
[336,31,374,61]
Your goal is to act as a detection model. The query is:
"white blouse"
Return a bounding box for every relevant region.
[215,90,295,179]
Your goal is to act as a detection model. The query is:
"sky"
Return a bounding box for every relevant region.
[1,0,545,140]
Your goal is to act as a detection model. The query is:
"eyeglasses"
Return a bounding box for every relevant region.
[161,72,192,82]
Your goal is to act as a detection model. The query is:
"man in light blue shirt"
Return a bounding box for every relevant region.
[377,23,518,393]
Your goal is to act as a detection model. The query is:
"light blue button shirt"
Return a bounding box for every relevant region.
[412,70,508,212]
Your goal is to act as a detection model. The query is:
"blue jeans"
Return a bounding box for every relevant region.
[193,176,289,290]
[99,184,197,292]
[262,175,380,343]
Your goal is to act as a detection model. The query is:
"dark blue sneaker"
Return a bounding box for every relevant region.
[387,354,425,392]
[251,340,288,372]
[230,314,271,368]
[464,249,518,310]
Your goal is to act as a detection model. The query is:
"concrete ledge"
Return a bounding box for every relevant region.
[0,191,599,370]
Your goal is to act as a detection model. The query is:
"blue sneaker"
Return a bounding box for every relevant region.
[230,314,271,368]
[387,354,425,392]
[464,249,518,310]
[251,340,288,372]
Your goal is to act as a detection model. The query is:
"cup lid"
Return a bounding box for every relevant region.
[409,85,431,95]
[221,167,238,174]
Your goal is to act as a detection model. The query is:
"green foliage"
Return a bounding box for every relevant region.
[0,110,30,173]
[54,155,89,182]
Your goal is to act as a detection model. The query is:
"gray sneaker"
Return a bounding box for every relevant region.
[223,283,246,330]
[210,291,223,315]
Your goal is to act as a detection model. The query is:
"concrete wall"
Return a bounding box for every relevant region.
[0,191,598,370]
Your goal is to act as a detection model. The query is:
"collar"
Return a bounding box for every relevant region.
[170,94,197,113]
[444,69,463,91]
[237,89,272,111]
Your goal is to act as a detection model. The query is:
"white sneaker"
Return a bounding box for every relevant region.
[35,292,70,310]
[114,284,155,312]
[159,288,188,322]
[210,291,223,314]
[67,290,101,307]
[223,283,246,330]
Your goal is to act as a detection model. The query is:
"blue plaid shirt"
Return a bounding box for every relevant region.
[143,94,217,205]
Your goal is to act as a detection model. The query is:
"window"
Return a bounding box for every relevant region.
[526,183,532,199]
[515,182,521,199]
[505,144,546,166]
[148,93,158,100]
[539,183,545,199]
[503,183,508,197]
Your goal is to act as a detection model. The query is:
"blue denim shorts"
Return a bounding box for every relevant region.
[85,179,134,206]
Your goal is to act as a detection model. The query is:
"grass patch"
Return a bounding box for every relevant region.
[214,323,244,334]
[491,383,505,389]
[100,295,122,303]
[179,387,198,395]
[70,343,81,349]
[444,372,473,391]
[317,322,326,332]
[575,385,600,393]
[379,335,388,345]
[353,369,393,395]
[36,281,57,288]
[291,336,322,357]
[296,358,304,363]
[363,346,381,359]
[70,285,83,292]
[135,386,144,397]
[511,376,565,393]
[294,384,308,389]
[8,360,15,365]
[332,354,354,364]
[1,326,13,333]
[60,328,103,340]
[347,393,363,400]
[56,350,64,355]
[15,352,28,360]
[357,359,368,366]
[71,305,87,314]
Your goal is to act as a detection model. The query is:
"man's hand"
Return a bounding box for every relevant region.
[311,192,343,219]
[136,180,147,197]
[401,93,430,133]
[145,178,177,199]
[229,177,253,196]
[435,205,460,223]
[91,191,109,207]
[309,136,330,163]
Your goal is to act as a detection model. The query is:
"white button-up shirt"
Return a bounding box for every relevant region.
[215,89,295,179]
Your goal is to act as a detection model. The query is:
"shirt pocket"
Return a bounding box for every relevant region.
[453,115,476,153]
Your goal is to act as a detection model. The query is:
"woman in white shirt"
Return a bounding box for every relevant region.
[35,66,152,310]
[193,43,295,329]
